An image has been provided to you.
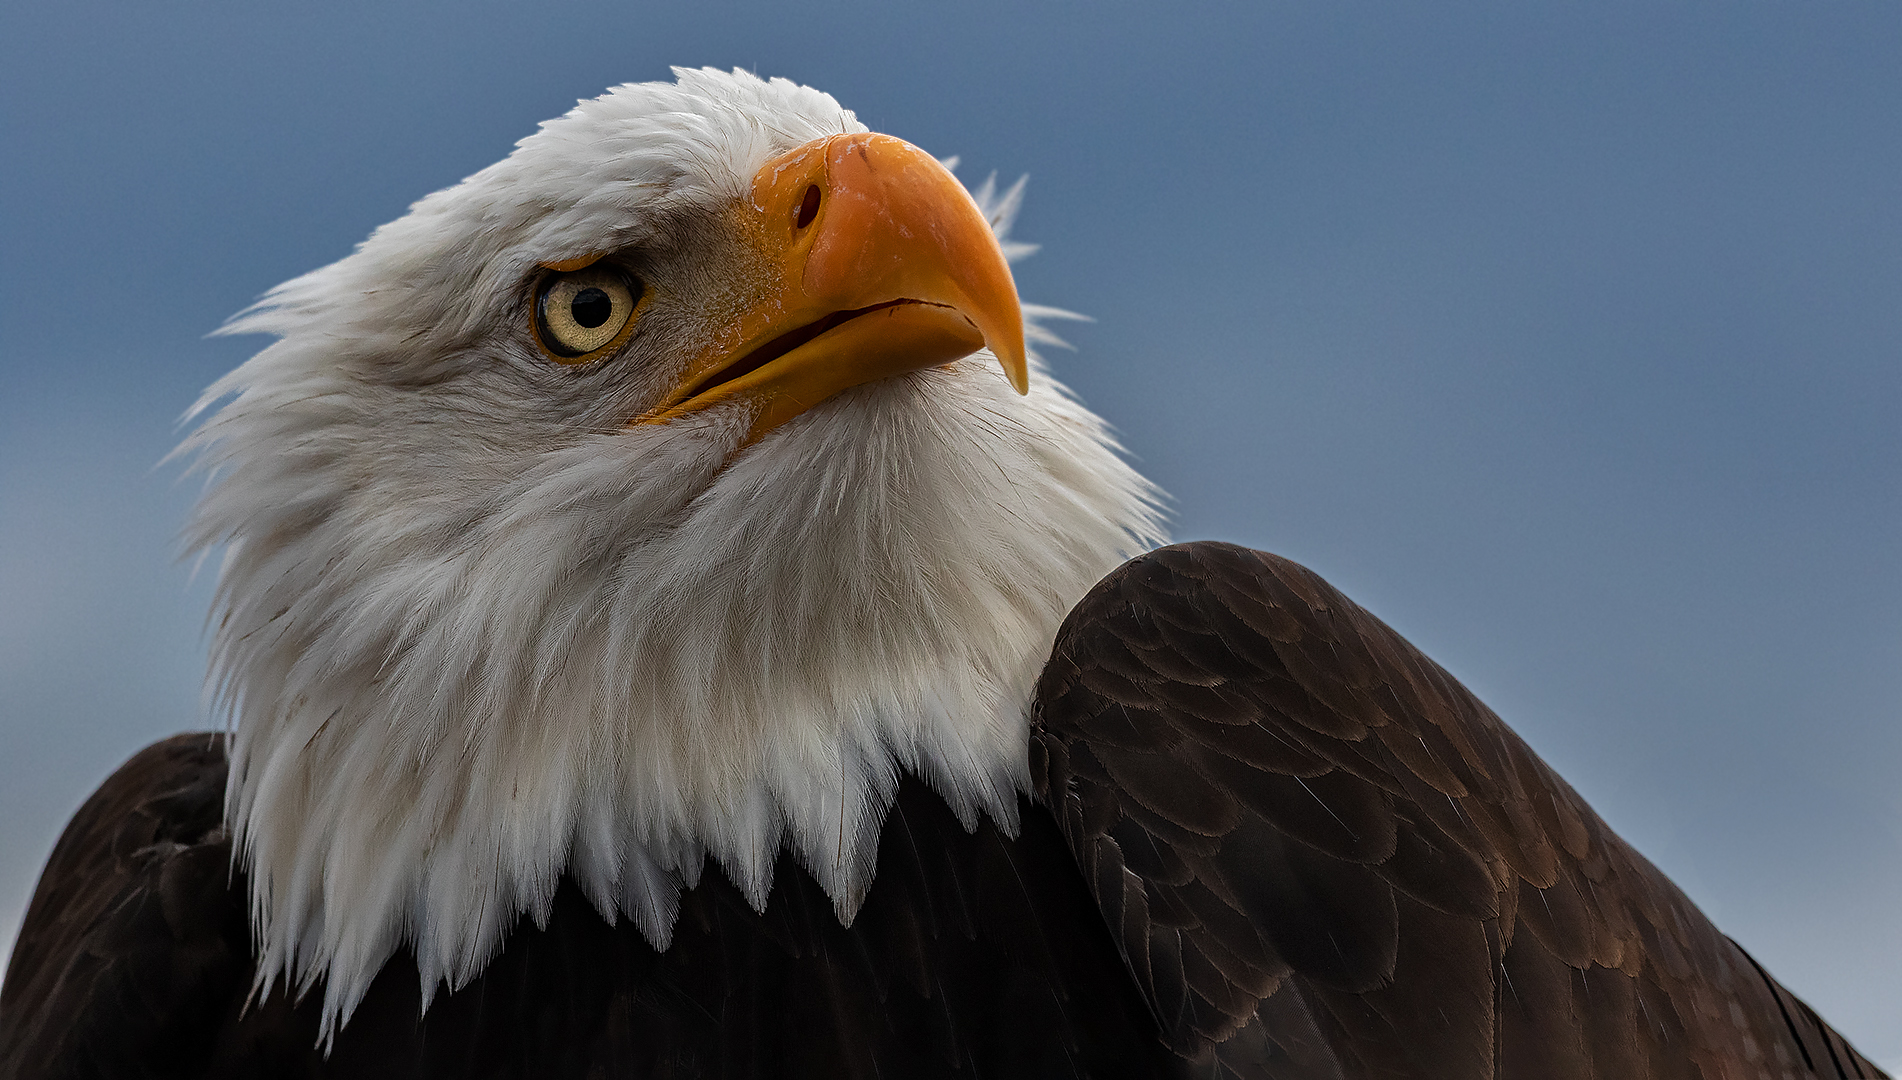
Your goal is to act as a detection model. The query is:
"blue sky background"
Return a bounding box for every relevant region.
[3,0,1899,1062]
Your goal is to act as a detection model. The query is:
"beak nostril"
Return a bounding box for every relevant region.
[795,184,822,230]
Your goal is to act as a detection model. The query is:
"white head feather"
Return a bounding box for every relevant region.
[180,67,1163,1038]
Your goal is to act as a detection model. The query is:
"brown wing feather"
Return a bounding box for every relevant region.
[1033,542,1887,1079]
[0,733,249,1080]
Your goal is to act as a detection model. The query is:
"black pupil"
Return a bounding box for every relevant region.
[570,287,612,329]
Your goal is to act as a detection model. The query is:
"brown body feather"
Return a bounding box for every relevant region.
[1034,542,1884,1078]
[0,544,1882,1078]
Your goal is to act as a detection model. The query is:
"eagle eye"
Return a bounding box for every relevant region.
[534,265,642,363]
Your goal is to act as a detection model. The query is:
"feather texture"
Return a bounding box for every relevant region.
[0,736,1185,1078]
[2,547,1887,1076]
[1033,542,1887,1078]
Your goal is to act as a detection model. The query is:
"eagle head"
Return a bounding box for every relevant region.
[181,67,1160,1034]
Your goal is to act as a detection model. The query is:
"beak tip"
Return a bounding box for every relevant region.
[994,343,1030,395]
[997,301,1029,392]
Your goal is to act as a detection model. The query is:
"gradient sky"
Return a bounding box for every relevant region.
[3,0,1899,1064]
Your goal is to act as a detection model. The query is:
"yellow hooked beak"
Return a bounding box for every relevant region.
[635,133,1028,444]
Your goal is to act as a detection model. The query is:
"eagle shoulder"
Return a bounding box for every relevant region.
[0,733,249,1080]
[1032,540,1886,1078]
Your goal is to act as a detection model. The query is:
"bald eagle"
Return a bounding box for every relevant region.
[0,69,1884,1080]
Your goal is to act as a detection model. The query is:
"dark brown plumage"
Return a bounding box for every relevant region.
[1034,543,1886,1078]
[0,543,1883,1078]
[1,736,1173,1078]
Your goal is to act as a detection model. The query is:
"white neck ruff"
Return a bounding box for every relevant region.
[191,352,1159,1038]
